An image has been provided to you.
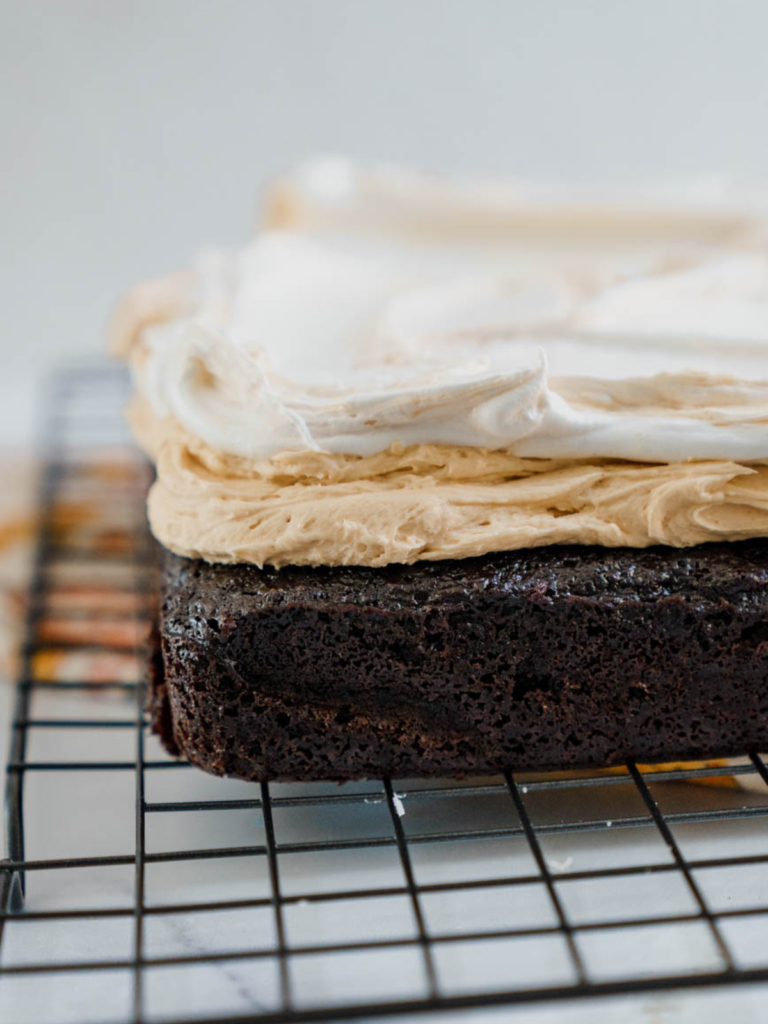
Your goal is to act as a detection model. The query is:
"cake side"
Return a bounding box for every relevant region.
[154,542,768,781]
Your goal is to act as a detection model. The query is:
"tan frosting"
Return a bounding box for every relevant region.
[109,269,196,359]
[128,397,768,567]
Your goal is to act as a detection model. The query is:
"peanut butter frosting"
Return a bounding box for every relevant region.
[112,159,768,567]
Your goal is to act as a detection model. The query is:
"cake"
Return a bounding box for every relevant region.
[114,158,768,781]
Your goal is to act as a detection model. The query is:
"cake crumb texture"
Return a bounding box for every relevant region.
[154,542,768,781]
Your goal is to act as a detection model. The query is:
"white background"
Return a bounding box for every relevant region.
[3,0,768,446]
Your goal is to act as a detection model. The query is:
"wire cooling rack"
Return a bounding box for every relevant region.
[4,366,768,1024]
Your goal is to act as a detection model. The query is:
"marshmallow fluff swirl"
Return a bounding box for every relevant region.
[113,159,768,567]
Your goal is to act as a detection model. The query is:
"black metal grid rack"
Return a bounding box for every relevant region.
[4,366,768,1023]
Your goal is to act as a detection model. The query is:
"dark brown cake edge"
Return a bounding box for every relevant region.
[146,618,179,758]
[151,542,768,782]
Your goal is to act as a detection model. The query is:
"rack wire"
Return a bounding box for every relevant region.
[3,365,768,1023]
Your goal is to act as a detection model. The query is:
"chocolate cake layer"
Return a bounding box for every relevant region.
[154,542,768,781]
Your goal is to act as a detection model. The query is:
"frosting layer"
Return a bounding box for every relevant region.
[266,156,768,245]
[112,159,768,566]
[115,236,768,464]
[131,398,768,567]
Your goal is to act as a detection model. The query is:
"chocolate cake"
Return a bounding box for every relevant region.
[152,541,768,781]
